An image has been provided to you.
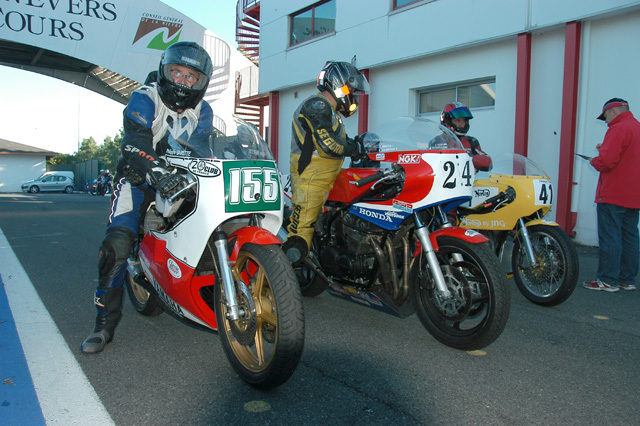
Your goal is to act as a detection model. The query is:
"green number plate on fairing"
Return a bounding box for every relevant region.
[224,161,281,212]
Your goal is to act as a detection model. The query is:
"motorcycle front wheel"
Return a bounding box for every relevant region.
[411,236,511,350]
[215,243,305,389]
[512,225,579,306]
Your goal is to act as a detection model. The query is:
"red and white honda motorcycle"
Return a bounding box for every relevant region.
[284,117,510,350]
[125,117,304,389]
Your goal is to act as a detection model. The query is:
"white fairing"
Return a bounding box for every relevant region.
[149,116,283,268]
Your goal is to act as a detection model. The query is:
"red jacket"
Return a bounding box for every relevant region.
[591,111,640,208]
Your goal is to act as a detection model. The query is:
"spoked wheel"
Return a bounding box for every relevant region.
[411,236,510,350]
[125,270,164,316]
[215,243,304,389]
[512,225,579,306]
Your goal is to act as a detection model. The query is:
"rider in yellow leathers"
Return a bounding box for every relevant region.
[282,61,370,264]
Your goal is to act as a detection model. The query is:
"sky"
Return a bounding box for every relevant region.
[0,0,238,155]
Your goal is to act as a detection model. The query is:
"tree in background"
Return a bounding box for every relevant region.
[50,129,123,171]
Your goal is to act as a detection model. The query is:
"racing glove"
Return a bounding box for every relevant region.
[146,167,192,200]
[347,135,367,160]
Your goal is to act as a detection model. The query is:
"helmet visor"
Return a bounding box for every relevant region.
[448,105,473,119]
[162,64,209,91]
[346,71,370,94]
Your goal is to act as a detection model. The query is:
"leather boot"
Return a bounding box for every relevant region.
[81,288,124,353]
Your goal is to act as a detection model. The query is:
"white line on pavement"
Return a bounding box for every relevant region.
[0,227,115,426]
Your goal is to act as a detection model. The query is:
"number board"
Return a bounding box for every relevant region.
[224,161,281,212]
[533,179,553,206]
[439,158,474,190]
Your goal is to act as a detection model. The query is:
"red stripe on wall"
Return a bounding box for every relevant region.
[358,69,370,134]
[557,21,581,235]
[269,91,280,159]
[514,33,531,156]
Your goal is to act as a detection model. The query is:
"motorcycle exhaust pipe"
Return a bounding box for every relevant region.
[127,259,145,282]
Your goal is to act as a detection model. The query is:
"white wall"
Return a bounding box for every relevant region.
[0,155,47,193]
[260,0,640,245]
[572,12,640,245]
[526,28,566,222]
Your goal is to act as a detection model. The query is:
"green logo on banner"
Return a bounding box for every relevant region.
[224,161,281,213]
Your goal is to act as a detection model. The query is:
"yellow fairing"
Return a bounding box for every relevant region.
[460,174,552,231]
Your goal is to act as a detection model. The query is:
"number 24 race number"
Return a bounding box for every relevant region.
[441,159,473,189]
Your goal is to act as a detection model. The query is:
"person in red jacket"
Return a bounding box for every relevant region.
[583,98,640,292]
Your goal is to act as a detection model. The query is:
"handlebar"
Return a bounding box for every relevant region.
[355,170,385,188]
[167,180,198,203]
[458,187,516,216]
[354,164,404,189]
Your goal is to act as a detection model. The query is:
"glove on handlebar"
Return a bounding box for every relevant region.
[146,167,191,200]
[347,135,366,159]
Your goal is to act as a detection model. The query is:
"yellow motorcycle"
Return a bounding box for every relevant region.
[457,153,578,306]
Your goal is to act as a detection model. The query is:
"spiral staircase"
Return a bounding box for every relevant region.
[235,0,268,135]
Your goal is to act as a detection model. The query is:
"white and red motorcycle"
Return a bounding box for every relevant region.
[125,117,304,389]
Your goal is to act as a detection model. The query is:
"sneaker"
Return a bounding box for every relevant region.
[619,283,637,291]
[582,279,620,292]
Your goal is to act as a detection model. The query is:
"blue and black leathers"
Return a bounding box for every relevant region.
[80,83,214,353]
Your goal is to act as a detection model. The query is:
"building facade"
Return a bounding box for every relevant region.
[257,0,640,246]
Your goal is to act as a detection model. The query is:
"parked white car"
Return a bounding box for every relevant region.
[21,171,75,194]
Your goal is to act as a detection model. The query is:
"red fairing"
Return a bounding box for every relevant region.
[140,233,219,330]
[328,167,382,204]
[228,226,281,259]
[328,151,439,205]
[412,226,489,257]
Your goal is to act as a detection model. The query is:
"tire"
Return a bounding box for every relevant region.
[64,186,74,194]
[215,243,304,389]
[29,186,39,194]
[125,270,164,316]
[411,236,511,350]
[512,225,579,307]
[295,253,328,297]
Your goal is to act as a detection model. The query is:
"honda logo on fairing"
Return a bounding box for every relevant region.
[357,207,394,222]
[398,154,421,164]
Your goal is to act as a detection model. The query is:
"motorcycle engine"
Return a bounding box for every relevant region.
[318,212,382,279]
[142,206,166,234]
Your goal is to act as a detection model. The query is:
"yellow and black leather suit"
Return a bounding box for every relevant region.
[286,93,360,249]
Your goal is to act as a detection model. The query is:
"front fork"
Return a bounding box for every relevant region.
[413,211,452,299]
[516,218,538,268]
[213,229,242,321]
[213,215,264,321]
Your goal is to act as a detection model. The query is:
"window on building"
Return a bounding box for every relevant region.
[393,0,424,9]
[290,0,336,46]
[418,78,496,115]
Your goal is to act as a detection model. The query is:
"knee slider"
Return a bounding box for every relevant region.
[98,227,134,275]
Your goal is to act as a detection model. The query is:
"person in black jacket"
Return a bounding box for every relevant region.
[80,41,214,353]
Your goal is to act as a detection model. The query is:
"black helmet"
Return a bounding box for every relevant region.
[441,102,473,135]
[157,41,213,111]
[317,61,370,118]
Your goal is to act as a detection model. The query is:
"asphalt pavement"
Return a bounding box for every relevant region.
[0,192,639,426]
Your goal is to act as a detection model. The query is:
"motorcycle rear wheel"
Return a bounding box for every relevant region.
[295,253,328,297]
[125,271,164,316]
[412,236,510,350]
[215,243,305,389]
[512,225,578,307]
